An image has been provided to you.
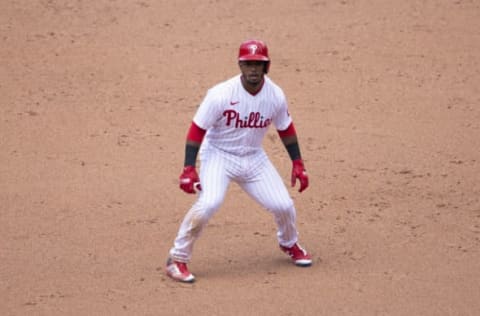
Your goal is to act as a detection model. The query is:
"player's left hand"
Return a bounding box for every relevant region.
[291,159,309,192]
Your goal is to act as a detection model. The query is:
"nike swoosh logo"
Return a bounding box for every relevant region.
[230,101,240,105]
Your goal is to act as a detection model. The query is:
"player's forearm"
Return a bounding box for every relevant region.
[283,141,302,161]
[184,142,200,167]
[278,123,302,161]
[184,122,206,167]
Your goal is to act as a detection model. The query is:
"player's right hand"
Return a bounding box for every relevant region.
[179,166,202,194]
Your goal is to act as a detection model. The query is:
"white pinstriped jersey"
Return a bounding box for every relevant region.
[193,74,292,156]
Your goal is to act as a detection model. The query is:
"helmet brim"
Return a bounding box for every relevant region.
[238,55,270,62]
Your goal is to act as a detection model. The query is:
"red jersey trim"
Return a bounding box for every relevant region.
[186,121,206,143]
[277,122,297,138]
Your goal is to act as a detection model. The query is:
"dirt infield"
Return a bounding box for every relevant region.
[1,1,479,315]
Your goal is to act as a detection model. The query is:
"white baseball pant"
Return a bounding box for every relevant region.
[169,147,299,262]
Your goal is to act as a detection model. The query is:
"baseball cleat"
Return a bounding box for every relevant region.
[280,243,312,267]
[165,257,195,283]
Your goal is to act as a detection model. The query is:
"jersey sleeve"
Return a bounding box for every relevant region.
[192,88,224,130]
[272,88,293,131]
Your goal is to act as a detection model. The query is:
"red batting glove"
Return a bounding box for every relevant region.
[179,166,202,194]
[291,159,309,193]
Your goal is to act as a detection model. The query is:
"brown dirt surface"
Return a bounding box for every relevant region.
[1,1,480,315]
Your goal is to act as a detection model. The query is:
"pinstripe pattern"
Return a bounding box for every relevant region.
[169,74,301,263]
[194,75,292,156]
[239,157,298,246]
[170,148,299,262]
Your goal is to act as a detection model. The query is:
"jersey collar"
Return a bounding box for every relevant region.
[240,75,265,96]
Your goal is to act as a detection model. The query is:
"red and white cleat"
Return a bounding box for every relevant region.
[280,243,312,267]
[165,257,195,283]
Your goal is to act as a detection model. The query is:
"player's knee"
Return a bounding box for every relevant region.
[194,199,222,218]
[270,199,295,214]
[205,201,223,214]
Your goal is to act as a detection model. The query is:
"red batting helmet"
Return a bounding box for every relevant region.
[238,39,270,73]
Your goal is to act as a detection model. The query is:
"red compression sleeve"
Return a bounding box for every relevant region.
[187,121,207,143]
[277,122,297,138]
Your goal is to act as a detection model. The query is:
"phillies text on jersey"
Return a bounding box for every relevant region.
[193,74,292,155]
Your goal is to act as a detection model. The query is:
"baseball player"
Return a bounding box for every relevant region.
[166,39,312,283]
